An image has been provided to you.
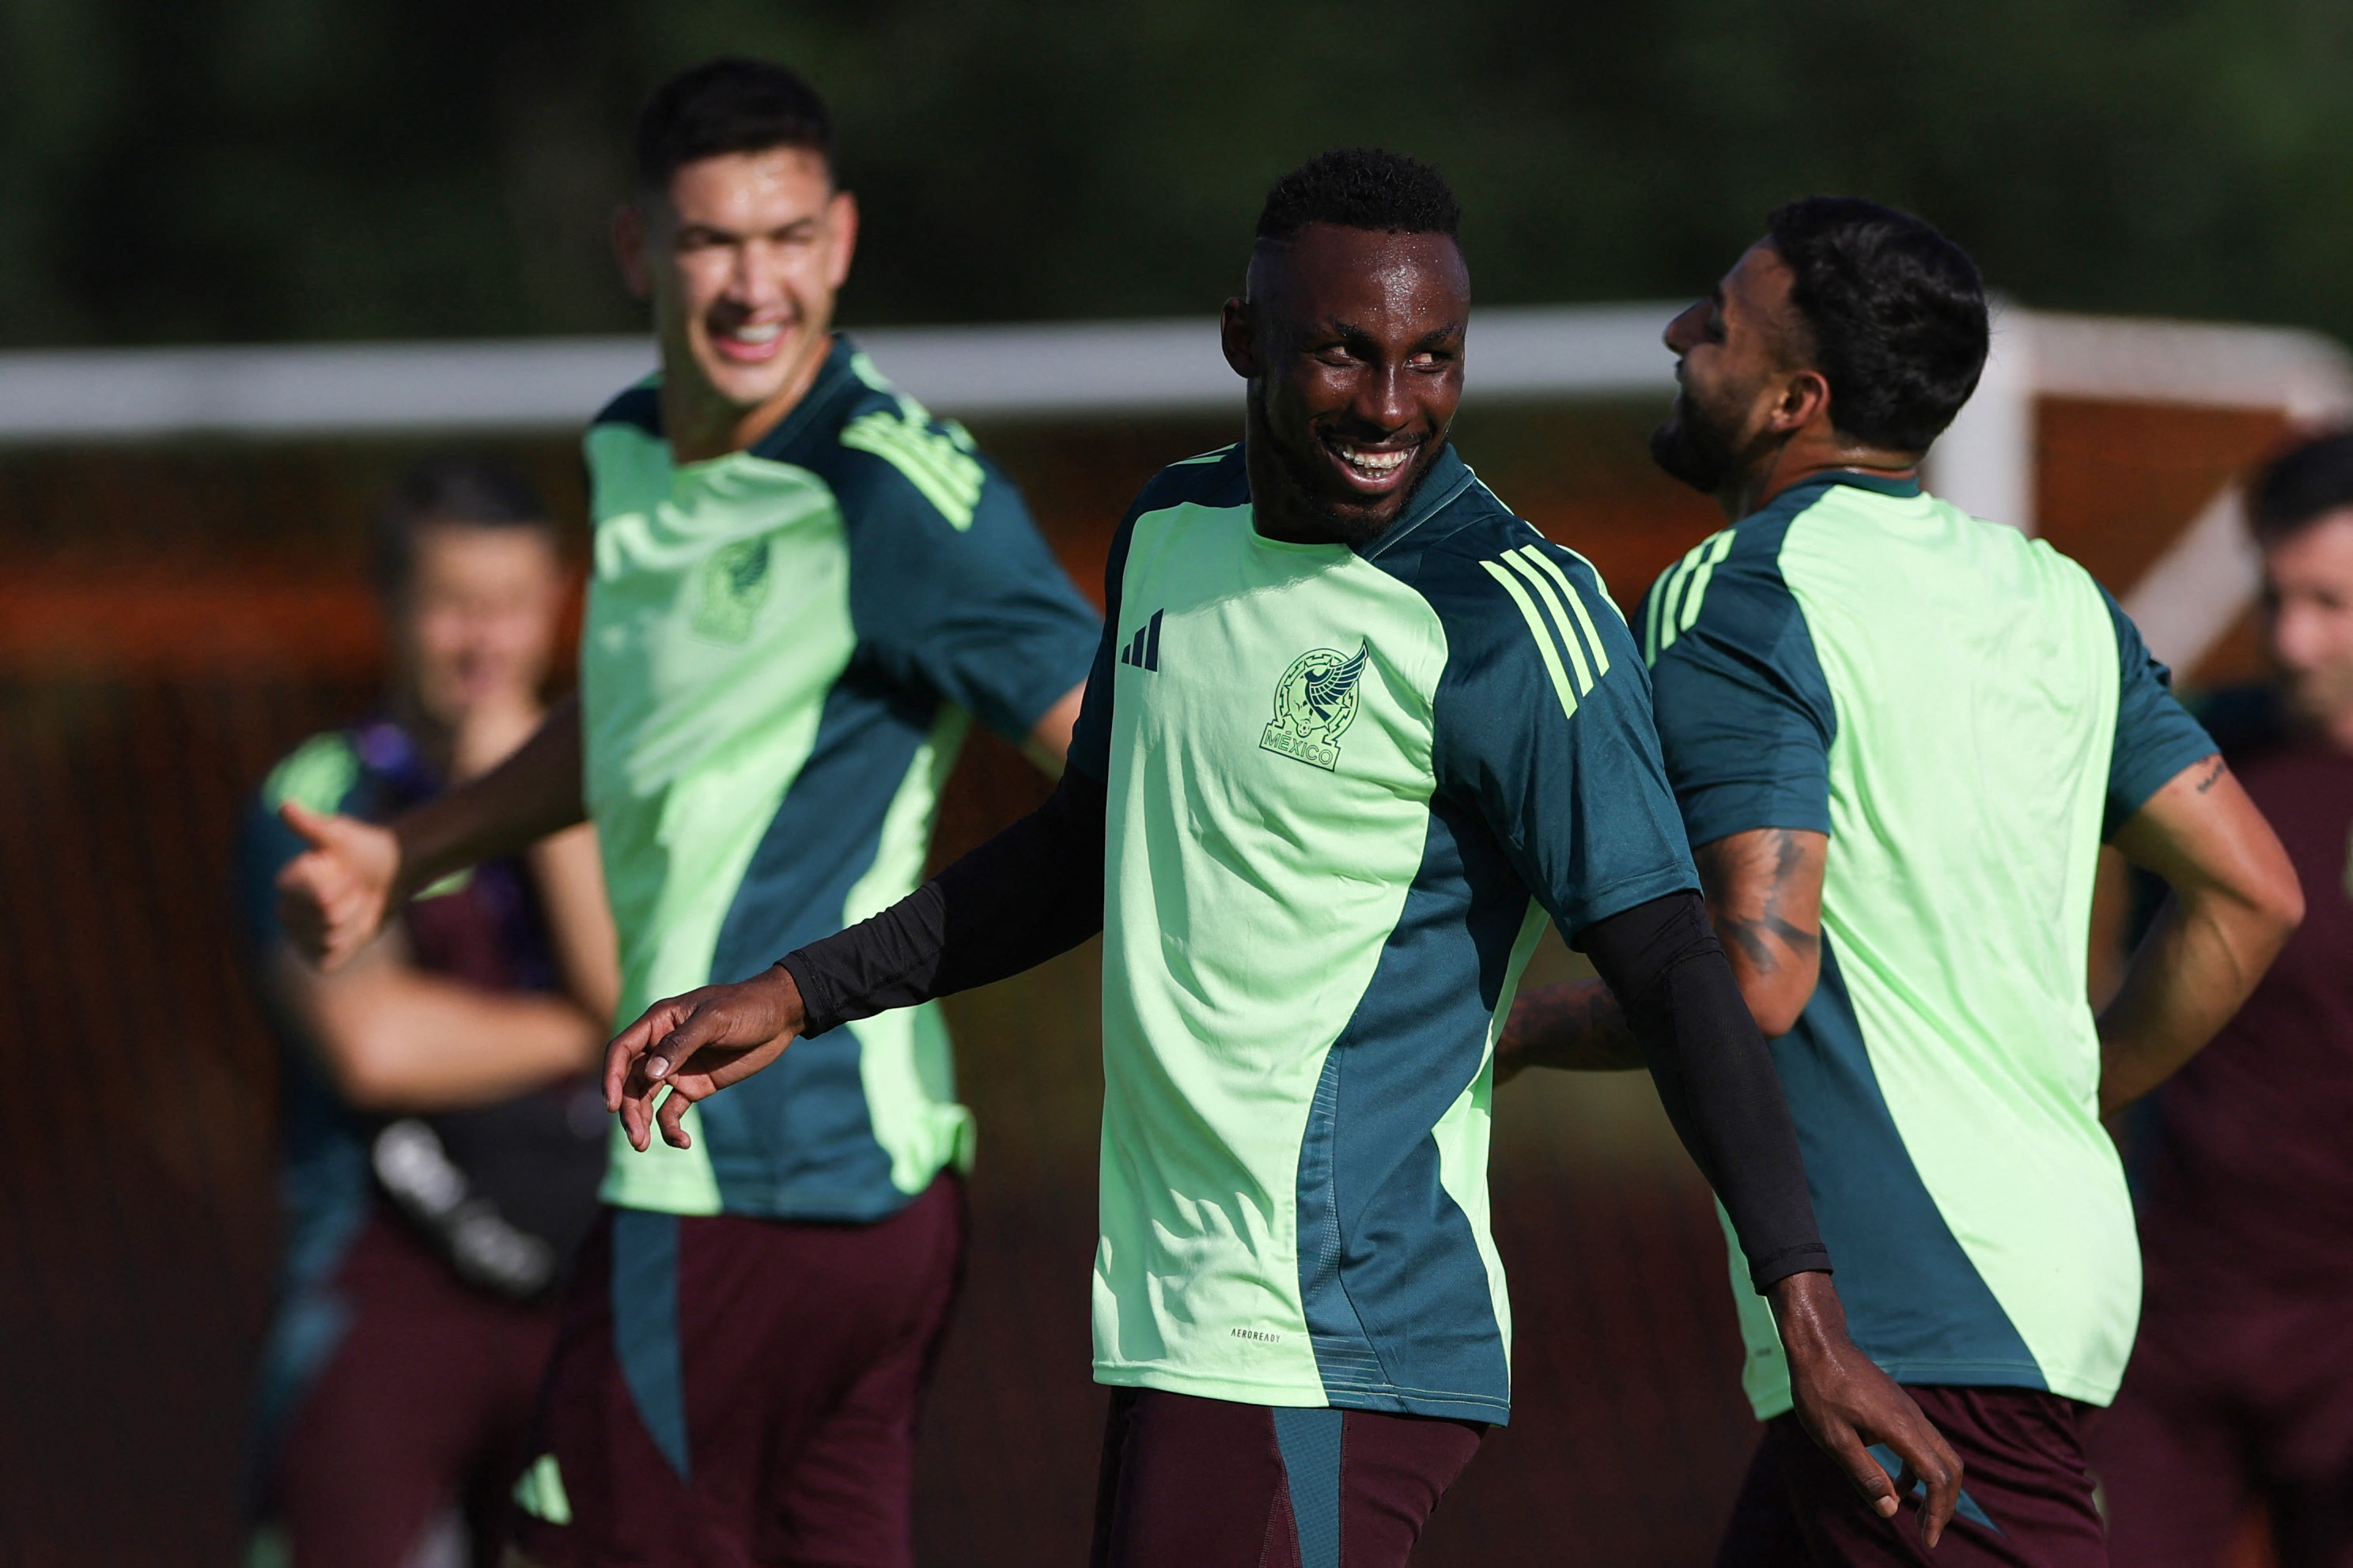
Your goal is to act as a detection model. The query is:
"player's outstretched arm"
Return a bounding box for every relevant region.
[607,766,1110,1150]
[1578,890,1960,1547]
[2100,753,2302,1116]
[276,696,588,971]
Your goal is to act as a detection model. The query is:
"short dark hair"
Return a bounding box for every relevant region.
[634,57,833,200]
[1255,148,1460,244]
[370,455,550,595]
[1765,196,1988,453]
[2252,429,2353,542]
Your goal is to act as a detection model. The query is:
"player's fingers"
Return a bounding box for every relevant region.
[278,798,337,849]
[1821,1419,1901,1519]
[620,1062,665,1153]
[648,1003,730,1081]
[1888,1420,1961,1547]
[655,1084,695,1150]
[603,1010,671,1109]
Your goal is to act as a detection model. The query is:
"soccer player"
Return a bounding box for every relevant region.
[2090,429,2353,1567]
[1499,197,2304,1566]
[273,60,1099,1566]
[603,149,1960,1568]
[241,457,619,1568]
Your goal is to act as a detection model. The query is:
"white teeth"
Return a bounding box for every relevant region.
[729,323,783,344]
[1337,444,1411,474]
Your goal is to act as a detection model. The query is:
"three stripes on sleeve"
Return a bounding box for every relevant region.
[1477,541,1619,720]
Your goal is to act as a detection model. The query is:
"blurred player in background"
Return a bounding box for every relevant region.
[1500,198,2302,1566]
[2091,429,2353,1567]
[599,149,1961,1568]
[242,456,619,1568]
[274,59,1098,1566]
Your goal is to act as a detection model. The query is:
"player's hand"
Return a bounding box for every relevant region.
[274,799,402,972]
[1770,1270,1961,1547]
[605,966,807,1152]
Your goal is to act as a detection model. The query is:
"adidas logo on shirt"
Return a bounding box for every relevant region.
[1118,609,1165,672]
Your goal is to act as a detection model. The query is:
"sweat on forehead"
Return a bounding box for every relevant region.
[1244,225,1470,310]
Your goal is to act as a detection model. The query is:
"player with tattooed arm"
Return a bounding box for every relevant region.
[1502,198,2302,1567]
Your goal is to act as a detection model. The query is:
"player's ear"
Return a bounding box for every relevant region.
[1773,367,1832,435]
[1220,297,1258,379]
[823,189,859,289]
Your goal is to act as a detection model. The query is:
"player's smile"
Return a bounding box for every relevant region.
[1316,427,1424,495]
[708,313,793,365]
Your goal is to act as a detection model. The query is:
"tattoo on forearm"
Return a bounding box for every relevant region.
[2193,755,2226,794]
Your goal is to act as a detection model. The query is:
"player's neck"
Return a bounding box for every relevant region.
[662,342,832,467]
[384,691,456,780]
[1723,429,1920,522]
[2300,700,2353,757]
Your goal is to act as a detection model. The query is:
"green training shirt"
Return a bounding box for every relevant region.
[583,336,1099,1220]
[1638,471,2214,1416]
[1065,444,1698,1422]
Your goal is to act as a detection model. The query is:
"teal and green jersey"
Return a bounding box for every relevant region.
[1638,472,2215,1416]
[1067,444,1697,1423]
[584,335,1099,1220]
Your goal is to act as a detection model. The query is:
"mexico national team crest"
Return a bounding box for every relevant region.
[1260,641,1370,772]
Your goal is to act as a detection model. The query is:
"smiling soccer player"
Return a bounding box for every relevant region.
[600,149,1958,1566]
[1503,198,2303,1566]
[273,59,1099,1567]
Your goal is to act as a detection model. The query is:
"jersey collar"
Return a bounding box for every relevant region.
[740,334,864,463]
[1778,468,1923,505]
[1357,444,1477,560]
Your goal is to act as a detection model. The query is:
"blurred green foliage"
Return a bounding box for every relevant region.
[3,0,2350,346]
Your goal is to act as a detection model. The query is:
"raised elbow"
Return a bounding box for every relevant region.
[327,1030,419,1112]
[2258,863,2306,947]
[1742,969,1818,1041]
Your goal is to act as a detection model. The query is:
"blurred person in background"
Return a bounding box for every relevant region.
[274,58,1098,1567]
[240,455,619,1568]
[2091,429,2353,1568]
[1500,198,2302,1566]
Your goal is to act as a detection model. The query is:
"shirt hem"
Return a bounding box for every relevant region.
[1094,1363,1510,1424]
[605,1169,939,1223]
[1743,1355,2070,1422]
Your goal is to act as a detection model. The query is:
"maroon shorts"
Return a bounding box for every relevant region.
[510,1175,967,1567]
[270,1210,563,1568]
[1088,1388,1485,1568]
[2090,1290,2353,1567]
[1716,1386,2106,1568]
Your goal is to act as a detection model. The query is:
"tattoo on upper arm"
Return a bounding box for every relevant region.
[2193,754,2226,793]
[1694,829,1823,979]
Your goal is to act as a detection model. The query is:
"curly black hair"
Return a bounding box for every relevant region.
[635,57,833,197]
[1766,196,1988,453]
[1255,148,1460,243]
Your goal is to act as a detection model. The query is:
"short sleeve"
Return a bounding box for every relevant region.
[1640,540,1837,848]
[1426,536,1699,939]
[833,429,1100,745]
[2100,586,2219,836]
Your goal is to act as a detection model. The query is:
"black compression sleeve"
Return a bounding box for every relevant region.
[777,767,1107,1037]
[1576,890,1830,1291]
